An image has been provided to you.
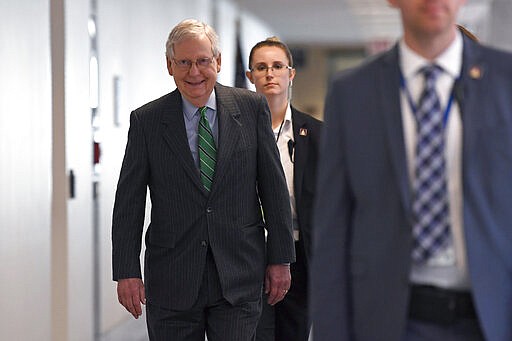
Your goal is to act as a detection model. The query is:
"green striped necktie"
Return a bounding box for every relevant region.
[198,106,216,192]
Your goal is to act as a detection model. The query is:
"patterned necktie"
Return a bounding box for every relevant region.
[412,65,451,263]
[198,106,216,192]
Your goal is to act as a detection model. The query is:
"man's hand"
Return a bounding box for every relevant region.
[117,278,146,319]
[264,264,291,305]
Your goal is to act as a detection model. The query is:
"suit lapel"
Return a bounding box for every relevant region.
[209,84,241,196]
[292,108,308,204]
[380,45,413,220]
[161,90,205,193]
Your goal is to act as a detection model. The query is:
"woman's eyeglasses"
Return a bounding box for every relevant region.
[250,63,293,76]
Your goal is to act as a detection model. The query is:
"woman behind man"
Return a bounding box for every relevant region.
[246,37,322,341]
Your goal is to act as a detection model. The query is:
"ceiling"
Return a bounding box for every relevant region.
[231,0,494,46]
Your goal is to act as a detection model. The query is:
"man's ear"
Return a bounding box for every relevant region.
[166,57,173,76]
[216,53,222,73]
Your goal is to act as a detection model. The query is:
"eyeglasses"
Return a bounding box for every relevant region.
[172,56,215,70]
[250,63,293,75]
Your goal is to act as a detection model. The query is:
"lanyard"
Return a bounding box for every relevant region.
[399,71,456,127]
[275,118,286,143]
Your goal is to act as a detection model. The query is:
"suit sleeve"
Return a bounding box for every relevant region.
[310,80,352,340]
[111,111,149,281]
[255,96,296,265]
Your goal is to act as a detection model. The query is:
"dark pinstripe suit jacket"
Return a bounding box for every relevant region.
[112,83,295,310]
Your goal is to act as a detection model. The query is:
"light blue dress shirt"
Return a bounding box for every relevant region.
[181,92,218,169]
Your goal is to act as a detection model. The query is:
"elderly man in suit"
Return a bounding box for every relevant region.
[112,19,295,341]
[311,0,512,340]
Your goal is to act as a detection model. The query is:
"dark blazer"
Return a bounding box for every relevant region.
[112,83,295,310]
[291,107,322,262]
[256,107,322,341]
[311,35,512,341]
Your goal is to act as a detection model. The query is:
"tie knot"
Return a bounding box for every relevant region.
[199,106,208,117]
[420,64,442,83]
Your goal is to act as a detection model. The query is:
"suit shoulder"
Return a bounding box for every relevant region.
[215,83,265,104]
[132,91,178,117]
[292,107,323,128]
[478,44,512,73]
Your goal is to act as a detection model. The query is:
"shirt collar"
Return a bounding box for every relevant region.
[399,31,463,80]
[282,104,294,141]
[182,91,217,121]
[284,104,292,124]
[273,104,293,132]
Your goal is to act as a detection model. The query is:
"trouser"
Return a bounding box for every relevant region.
[147,250,262,341]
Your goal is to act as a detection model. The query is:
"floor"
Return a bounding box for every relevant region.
[100,313,313,341]
[100,316,149,341]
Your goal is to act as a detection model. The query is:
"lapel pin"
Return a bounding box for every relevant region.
[299,128,308,136]
[469,66,482,79]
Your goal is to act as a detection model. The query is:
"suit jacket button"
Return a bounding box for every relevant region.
[206,207,213,213]
[201,240,208,247]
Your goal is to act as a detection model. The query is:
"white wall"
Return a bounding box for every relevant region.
[215,1,277,89]
[239,11,277,91]
[65,0,95,339]
[0,1,52,340]
[215,0,239,86]
[0,1,93,339]
[488,0,512,51]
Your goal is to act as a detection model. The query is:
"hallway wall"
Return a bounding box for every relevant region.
[0,1,53,340]
[65,0,94,339]
[488,0,512,51]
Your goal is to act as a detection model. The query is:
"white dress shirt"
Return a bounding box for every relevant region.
[273,105,298,239]
[399,32,470,289]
